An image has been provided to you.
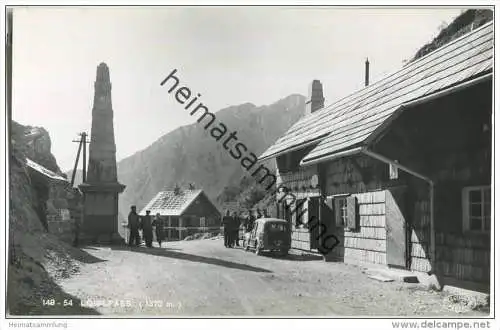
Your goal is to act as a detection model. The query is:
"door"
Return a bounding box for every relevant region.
[319,197,336,256]
[308,197,320,250]
[385,187,408,269]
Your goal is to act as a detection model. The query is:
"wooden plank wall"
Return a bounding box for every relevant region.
[291,227,312,251]
[323,155,386,195]
[341,191,387,265]
[276,165,321,200]
[410,198,432,272]
[430,148,491,284]
[278,144,490,283]
[324,156,388,265]
[435,232,490,283]
[277,163,320,251]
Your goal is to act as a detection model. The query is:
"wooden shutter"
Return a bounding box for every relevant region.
[281,201,287,220]
[284,202,291,223]
[308,197,320,250]
[325,197,334,213]
[334,198,342,227]
[308,198,320,220]
[323,197,335,229]
[346,196,358,230]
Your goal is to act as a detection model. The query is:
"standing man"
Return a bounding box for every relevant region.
[127,205,141,247]
[221,210,232,248]
[152,213,166,248]
[142,210,154,248]
[231,211,241,247]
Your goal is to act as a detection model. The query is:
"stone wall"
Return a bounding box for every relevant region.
[45,185,83,244]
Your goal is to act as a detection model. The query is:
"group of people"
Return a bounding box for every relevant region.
[127,205,270,249]
[221,211,241,248]
[127,206,166,248]
[221,208,269,248]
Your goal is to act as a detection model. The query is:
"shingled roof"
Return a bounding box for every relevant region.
[259,21,493,165]
[139,189,205,216]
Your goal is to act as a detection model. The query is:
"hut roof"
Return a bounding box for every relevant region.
[259,22,493,165]
[139,189,214,216]
[25,158,68,183]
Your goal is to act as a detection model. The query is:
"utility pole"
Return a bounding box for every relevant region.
[82,132,88,183]
[71,132,90,186]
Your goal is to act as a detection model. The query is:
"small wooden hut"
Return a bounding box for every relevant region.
[139,188,221,240]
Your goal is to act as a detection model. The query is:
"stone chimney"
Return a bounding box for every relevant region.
[305,80,325,115]
[365,58,370,87]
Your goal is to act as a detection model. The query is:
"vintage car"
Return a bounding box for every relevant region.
[243,218,291,257]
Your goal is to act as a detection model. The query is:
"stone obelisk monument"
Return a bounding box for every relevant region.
[79,63,126,244]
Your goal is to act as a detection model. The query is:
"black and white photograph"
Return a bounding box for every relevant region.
[2,2,497,329]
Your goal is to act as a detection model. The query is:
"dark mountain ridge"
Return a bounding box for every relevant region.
[115,94,306,219]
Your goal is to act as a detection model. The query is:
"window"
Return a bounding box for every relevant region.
[268,223,287,232]
[462,186,491,232]
[333,195,358,230]
[389,162,399,180]
[334,197,348,227]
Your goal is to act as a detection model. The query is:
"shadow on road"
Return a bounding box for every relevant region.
[110,246,273,273]
[243,248,324,262]
[283,253,324,261]
[261,252,323,261]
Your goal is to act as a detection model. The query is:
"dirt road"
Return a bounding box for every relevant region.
[54,239,487,317]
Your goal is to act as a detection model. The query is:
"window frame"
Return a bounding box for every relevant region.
[332,194,350,228]
[338,197,348,227]
[462,185,491,233]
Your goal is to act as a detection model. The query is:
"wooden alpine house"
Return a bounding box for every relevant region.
[258,22,493,290]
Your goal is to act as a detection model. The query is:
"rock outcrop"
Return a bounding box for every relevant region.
[8,120,97,315]
[12,120,62,174]
[411,9,493,61]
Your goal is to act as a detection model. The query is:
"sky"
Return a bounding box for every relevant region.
[12,6,465,171]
